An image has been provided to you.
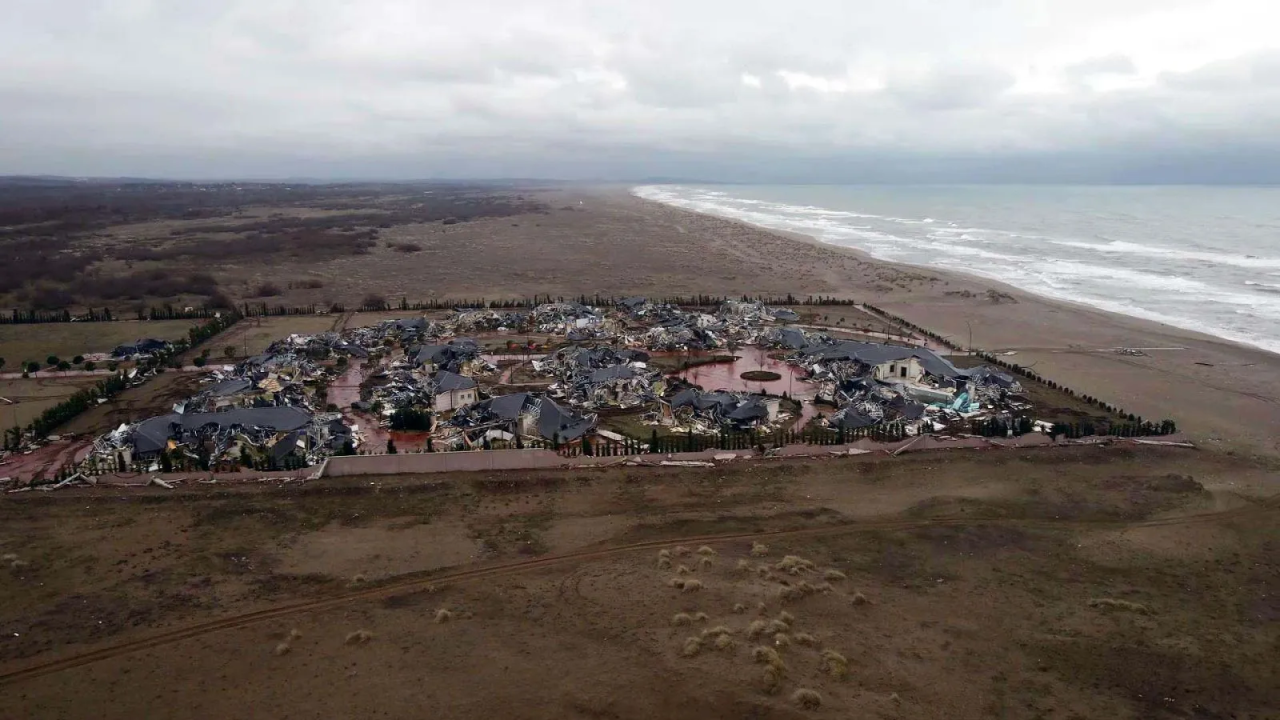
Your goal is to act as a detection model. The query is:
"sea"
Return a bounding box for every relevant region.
[633,184,1280,356]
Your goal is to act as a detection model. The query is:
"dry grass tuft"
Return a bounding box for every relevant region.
[657,556,672,570]
[850,592,870,606]
[674,545,693,557]
[794,632,818,647]
[777,610,795,624]
[813,582,833,594]
[797,581,815,595]
[756,601,768,615]
[288,628,303,641]
[681,636,703,657]
[762,665,784,695]
[766,618,790,634]
[658,549,671,559]
[349,573,367,586]
[747,620,769,639]
[668,577,687,589]
[756,565,772,578]
[820,649,849,679]
[823,569,847,581]
[681,579,704,593]
[713,633,734,651]
[0,553,16,562]
[697,546,718,556]
[736,559,752,572]
[434,609,453,624]
[791,688,822,710]
[702,625,733,638]
[889,692,901,704]
[751,645,786,670]
[676,564,693,575]
[779,586,805,602]
[733,603,748,614]
[1088,598,1151,614]
[694,611,710,623]
[273,642,291,656]
[773,633,791,648]
[698,556,714,569]
[672,612,694,626]
[750,541,769,557]
[775,556,816,575]
[344,629,373,645]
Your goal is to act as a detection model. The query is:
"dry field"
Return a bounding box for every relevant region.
[0,320,197,369]
[2,446,1276,719]
[210,315,345,360]
[0,377,103,428]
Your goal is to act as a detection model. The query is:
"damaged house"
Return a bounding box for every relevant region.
[448,392,597,446]
[430,370,478,412]
[409,338,484,374]
[668,388,782,431]
[102,405,349,467]
[111,338,170,359]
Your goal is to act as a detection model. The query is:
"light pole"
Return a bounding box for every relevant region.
[965,321,973,353]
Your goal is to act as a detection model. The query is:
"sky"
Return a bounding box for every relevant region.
[3,0,1280,182]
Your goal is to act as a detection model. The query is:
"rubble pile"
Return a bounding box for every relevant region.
[665,387,783,433]
[788,336,1026,435]
[533,346,662,409]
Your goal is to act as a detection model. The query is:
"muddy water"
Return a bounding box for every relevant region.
[669,346,813,398]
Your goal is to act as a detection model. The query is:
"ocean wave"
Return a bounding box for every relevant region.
[631,184,1280,355]
[1048,238,1280,269]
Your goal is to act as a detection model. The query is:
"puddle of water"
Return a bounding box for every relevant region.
[669,347,813,397]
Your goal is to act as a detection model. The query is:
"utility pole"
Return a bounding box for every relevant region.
[966,321,973,353]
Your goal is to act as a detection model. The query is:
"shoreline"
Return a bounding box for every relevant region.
[627,184,1279,359]
[597,185,1280,457]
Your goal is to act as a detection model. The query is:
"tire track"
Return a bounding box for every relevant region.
[1,502,1270,686]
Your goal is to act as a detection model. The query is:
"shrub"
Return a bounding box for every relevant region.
[344,629,373,645]
[680,636,702,657]
[762,665,783,695]
[252,282,283,298]
[751,645,785,669]
[850,592,869,606]
[434,608,453,623]
[823,569,847,581]
[750,542,769,557]
[698,556,713,569]
[657,557,672,570]
[793,632,818,647]
[696,546,717,556]
[791,689,822,710]
[773,633,790,648]
[732,603,747,614]
[273,642,291,656]
[671,613,693,626]
[693,612,709,623]
[736,559,752,572]
[747,620,768,639]
[819,649,848,679]
[673,546,692,557]
[680,579,703,593]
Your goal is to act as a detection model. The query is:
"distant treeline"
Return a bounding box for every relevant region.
[2,293,868,323]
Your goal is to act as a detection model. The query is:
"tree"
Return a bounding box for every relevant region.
[26,361,39,374]
[240,446,254,467]
[224,346,237,359]
[160,450,173,473]
[200,348,211,359]
[193,356,207,368]
[83,361,96,371]
[56,360,71,371]
[387,438,398,454]
[340,439,356,456]
[72,355,84,365]
[0,358,5,371]
[46,355,59,367]
[649,429,659,453]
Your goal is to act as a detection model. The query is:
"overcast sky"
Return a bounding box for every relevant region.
[3,0,1280,182]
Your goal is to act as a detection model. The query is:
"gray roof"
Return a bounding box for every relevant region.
[807,341,964,379]
[487,392,534,420]
[131,406,314,455]
[204,378,254,398]
[270,431,303,463]
[536,397,596,442]
[434,371,477,392]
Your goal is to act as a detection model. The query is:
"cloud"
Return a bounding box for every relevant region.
[1,0,1279,181]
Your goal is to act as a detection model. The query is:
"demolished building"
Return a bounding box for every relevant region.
[667,387,782,431]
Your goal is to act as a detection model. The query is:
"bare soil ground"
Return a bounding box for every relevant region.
[2,446,1276,719]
